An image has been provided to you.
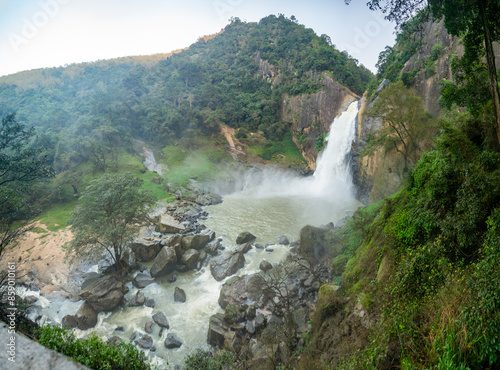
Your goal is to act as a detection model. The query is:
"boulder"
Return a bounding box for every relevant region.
[181,234,212,250]
[129,291,145,307]
[132,273,155,289]
[259,260,273,272]
[150,247,177,278]
[61,314,77,329]
[207,314,227,347]
[218,275,265,309]
[145,298,156,308]
[206,239,222,256]
[135,334,153,350]
[80,272,103,290]
[129,238,162,262]
[164,234,183,259]
[298,225,329,263]
[235,243,252,254]
[164,333,183,349]
[79,275,124,312]
[145,321,155,333]
[180,249,199,270]
[277,235,290,245]
[158,214,185,233]
[152,311,169,329]
[210,251,245,281]
[236,231,256,244]
[75,301,98,330]
[174,287,186,303]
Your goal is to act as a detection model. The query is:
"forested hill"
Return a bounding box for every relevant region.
[0,14,372,171]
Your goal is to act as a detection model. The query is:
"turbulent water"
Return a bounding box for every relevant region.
[23,101,360,368]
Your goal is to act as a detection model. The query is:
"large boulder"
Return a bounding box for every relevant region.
[158,214,185,233]
[207,313,228,347]
[135,334,153,350]
[298,225,329,263]
[150,247,177,278]
[128,290,145,307]
[218,275,265,309]
[130,238,162,262]
[75,301,98,330]
[236,231,256,245]
[181,234,212,250]
[210,251,245,281]
[163,234,183,259]
[132,273,155,289]
[79,275,124,312]
[180,249,199,270]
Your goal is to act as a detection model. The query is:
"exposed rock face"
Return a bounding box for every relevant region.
[79,275,124,312]
[281,72,359,170]
[158,214,185,233]
[164,234,183,259]
[130,238,162,262]
[150,247,177,278]
[210,251,245,281]
[218,275,265,309]
[236,231,256,245]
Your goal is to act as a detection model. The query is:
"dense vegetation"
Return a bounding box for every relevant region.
[0,14,372,216]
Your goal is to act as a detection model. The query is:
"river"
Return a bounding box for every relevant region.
[21,101,361,369]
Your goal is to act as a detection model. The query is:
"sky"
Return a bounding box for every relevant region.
[0,0,396,77]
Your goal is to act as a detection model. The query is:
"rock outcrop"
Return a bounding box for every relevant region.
[150,247,177,278]
[210,251,245,281]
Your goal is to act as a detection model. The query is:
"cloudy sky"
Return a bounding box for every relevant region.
[0,0,396,77]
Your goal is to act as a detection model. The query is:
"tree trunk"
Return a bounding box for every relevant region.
[479,2,500,146]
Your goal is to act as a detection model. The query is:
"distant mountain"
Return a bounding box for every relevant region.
[0,14,373,172]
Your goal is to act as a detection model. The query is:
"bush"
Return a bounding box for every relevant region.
[36,325,150,370]
[184,348,235,370]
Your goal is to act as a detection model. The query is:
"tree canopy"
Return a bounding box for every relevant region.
[68,173,154,271]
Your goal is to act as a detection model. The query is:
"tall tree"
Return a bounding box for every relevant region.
[363,81,433,172]
[346,0,500,146]
[68,173,154,271]
[0,113,54,258]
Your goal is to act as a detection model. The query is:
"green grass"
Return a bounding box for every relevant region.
[36,201,78,231]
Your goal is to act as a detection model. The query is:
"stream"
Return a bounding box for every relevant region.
[21,101,361,369]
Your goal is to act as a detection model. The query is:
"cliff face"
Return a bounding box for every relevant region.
[280,73,359,169]
[354,20,461,203]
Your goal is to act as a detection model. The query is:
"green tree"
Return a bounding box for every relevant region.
[363,81,433,171]
[68,173,154,271]
[0,113,54,258]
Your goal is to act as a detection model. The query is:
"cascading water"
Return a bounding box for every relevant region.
[23,101,361,369]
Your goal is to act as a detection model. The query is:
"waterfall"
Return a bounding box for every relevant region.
[311,100,359,198]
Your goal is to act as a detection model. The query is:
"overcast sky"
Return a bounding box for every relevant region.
[0,0,396,77]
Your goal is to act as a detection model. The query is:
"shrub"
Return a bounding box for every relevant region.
[36,325,151,370]
[184,348,235,370]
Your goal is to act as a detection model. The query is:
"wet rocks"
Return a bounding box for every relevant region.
[236,231,256,245]
[79,275,125,312]
[145,321,155,333]
[164,333,183,349]
[62,301,98,330]
[150,247,177,278]
[298,225,329,263]
[152,311,170,329]
[210,251,245,281]
[132,273,155,289]
[181,233,213,250]
[128,290,145,307]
